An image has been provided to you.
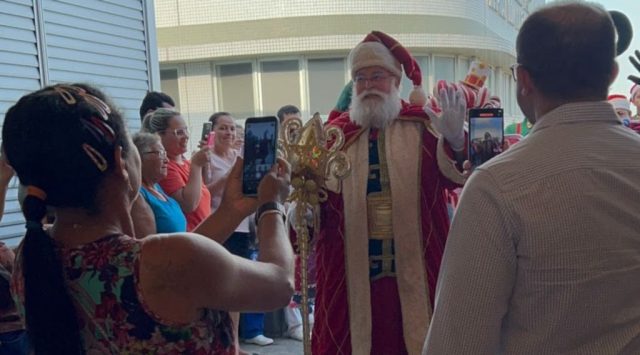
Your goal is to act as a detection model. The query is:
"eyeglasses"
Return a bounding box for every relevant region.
[354,73,392,87]
[163,127,189,137]
[143,150,167,159]
[510,63,522,82]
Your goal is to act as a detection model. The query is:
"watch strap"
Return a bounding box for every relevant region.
[255,201,286,224]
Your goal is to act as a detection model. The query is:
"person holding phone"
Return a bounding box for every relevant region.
[204,112,274,350]
[3,84,294,354]
[142,108,212,231]
[424,4,640,354]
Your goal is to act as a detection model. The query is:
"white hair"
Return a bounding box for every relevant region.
[350,84,402,129]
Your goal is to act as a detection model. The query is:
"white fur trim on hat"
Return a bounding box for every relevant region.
[349,41,402,78]
[608,94,631,113]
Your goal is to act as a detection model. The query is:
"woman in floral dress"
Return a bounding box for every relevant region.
[4,84,293,354]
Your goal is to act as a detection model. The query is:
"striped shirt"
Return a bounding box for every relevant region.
[424,102,640,354]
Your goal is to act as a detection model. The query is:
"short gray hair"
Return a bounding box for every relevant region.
[141,108,180,134]
[132,132,161,155]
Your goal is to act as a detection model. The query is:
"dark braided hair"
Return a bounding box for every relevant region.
[2,83,130,354]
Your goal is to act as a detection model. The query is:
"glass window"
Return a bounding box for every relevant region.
[260,60,301,117]
[482,69,490,94]
[308,58,346,117]
[456,57,471,82]
[420,56,431,94]
[510,78,519,118]
[160,69,181,111]
[399,71,413,101]
[217,63,255,119]
[502,71,507,114]
[434,56,455,84]
[400,56,431,100]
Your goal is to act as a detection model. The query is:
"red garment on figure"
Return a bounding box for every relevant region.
[310,103,460,355]
[159,159,211,231]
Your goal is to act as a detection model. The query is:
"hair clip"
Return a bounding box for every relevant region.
[81,93,111,121]
[53,86,77,105]
[82,143,108,172]
[52,85,112,121]
[87,116,116,142]
[26,185,47,201]
[25,220,43,230]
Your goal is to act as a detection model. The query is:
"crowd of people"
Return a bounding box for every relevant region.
[0,1,639,355]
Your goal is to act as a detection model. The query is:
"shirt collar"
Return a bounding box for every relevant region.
[529,101,621,135]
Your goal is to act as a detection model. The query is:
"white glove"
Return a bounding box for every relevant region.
[425,84,466,151]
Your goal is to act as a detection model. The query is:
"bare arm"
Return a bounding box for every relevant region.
[140,222,293,320]
[201,155,227,194]
[139,160,294,320]
[130,194,156,238]
[206,175,227,198]
[170,148,209,213]
[193,157,286,244]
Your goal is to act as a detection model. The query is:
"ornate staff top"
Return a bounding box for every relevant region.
[279,113,350,222]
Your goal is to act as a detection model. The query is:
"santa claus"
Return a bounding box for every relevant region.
[609,93,640,133]
[310,31,466,355]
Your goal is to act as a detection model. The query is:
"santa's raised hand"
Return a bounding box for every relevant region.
[425,82,466,151]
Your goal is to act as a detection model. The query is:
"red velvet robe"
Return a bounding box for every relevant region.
[311,102,462,355]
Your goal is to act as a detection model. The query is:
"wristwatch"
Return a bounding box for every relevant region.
[255,201,286,224]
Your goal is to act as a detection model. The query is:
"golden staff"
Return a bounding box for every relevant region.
[279,113,350,354]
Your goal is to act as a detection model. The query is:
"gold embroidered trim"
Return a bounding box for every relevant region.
[367,130,394,239]
[369,239,396,281]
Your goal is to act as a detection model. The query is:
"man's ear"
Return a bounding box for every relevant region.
[519,67,535,96]
[112,145,128,179]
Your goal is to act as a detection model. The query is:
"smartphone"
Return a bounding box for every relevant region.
[201,122,212,143]
[468,108,504,169]
[242,116,279,196]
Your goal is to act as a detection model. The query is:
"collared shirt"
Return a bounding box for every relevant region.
[424,102,640,354]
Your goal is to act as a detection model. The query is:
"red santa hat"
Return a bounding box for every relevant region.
[348,31,426,106]
[608,94,631,114]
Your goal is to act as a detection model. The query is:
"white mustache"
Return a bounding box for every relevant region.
[357,89,387,100]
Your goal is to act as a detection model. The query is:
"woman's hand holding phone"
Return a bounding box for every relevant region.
[257,158,291,206]
[191,146,212,168]
[219,158,291,220]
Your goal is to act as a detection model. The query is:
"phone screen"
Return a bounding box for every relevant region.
[201,122,212,143]
[468,108,504,169]
[242,117,279,195]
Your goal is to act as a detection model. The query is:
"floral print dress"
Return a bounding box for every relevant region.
[13,234,234,354]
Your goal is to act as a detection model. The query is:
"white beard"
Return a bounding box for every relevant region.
[350,85,402,129]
